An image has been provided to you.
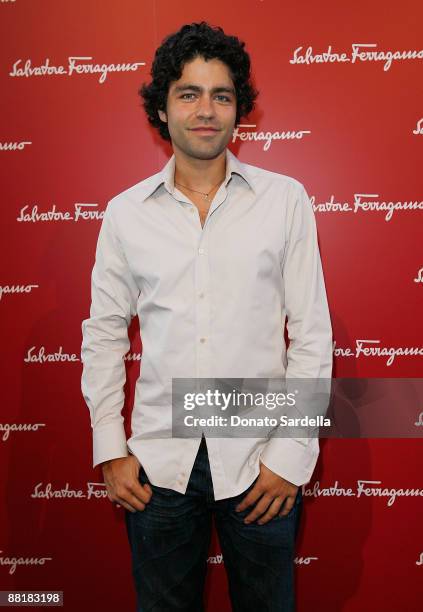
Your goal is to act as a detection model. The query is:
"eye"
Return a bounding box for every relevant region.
[181,93,196,100]
[216,95,231,102]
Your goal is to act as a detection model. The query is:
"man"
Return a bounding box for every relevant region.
[81,21,333,612]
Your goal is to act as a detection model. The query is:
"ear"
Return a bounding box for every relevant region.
[158,109,167,123]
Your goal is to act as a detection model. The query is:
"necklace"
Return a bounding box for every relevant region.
[174,176,225,201]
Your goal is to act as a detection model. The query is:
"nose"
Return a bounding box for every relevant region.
[195,94,215,119]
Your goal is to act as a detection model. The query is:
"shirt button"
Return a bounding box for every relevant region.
[189,208,195,213]
[200,337,207,343]
[198,248,205,254]
[199,292,205,298]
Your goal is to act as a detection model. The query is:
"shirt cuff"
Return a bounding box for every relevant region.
[259,436,319,486]
[92,422,129,469]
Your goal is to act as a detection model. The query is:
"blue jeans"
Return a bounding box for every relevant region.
[125,436,303,611]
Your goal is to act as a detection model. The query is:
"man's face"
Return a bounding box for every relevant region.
[158,56,237,160]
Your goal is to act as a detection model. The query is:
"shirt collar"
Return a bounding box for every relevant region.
[139,148,255,203]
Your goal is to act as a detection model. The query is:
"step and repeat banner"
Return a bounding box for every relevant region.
[1,1,422,610]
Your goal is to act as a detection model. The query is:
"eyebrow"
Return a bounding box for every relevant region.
[173,84,236,96]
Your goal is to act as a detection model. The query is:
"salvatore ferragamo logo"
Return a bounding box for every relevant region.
[289,43,423,71]
[414,268,423,283]
[304,480,423,507]
[23,346,139,363]
[412,118,423,134]
[17,203,104,222]
[24,346,79,363]
[0,552,52,575]
[0,141,31,151]
[206,553,318,565]
[0,423,46,442]
[124,352,142,362]
[333,339,423,366]
[232,124,311,151]
[294,556,318,565]
[0,284,39,300]
[9,57,146,84]
[31,482,108,500]
[311,194,423,221]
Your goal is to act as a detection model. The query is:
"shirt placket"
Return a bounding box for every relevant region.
[193,187,230,499]
[171,183,231,499]
[193,184,229,382]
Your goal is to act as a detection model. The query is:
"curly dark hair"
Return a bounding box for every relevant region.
[139,21,259,141]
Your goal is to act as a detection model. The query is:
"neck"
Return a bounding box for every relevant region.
[173,146,227,191]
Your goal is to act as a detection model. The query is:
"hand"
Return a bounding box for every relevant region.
[235,460,298,525]
[101,455,153,513]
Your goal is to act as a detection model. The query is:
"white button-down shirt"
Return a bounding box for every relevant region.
[81,148,333,500]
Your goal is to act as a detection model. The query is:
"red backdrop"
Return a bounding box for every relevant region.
[1,0,422,610]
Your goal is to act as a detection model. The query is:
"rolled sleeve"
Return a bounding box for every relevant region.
[81,200,140,469]
[260,184,333,486]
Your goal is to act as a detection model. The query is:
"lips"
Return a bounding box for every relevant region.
[190,128,219,137]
